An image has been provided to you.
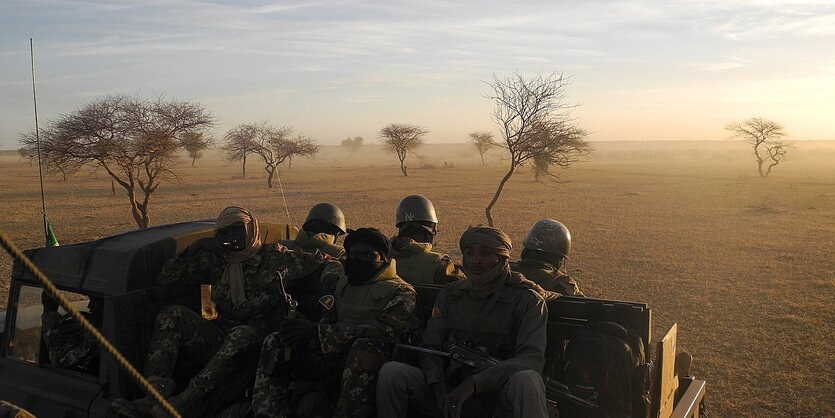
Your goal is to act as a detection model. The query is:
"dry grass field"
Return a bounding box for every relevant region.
[1,140,834,417]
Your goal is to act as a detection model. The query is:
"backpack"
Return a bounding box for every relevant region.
[561,321,652,418]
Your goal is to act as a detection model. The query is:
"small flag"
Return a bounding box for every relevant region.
[46,221,59,247]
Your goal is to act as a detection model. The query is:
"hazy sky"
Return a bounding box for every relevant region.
[1,0,833,148]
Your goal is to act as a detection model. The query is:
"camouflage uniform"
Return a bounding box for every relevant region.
[377,273,549,418]
[41,310,99,373]
[142,244,329,409]
[389,236,464,286]
[378,226,549,418]
[511,257,584,297]
[280,230,345,259]
[252,260,416,418]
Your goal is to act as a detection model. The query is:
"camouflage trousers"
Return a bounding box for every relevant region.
[251,334,389,418]
[143,305,265,393]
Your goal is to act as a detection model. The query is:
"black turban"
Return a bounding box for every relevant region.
[344,227,391,258]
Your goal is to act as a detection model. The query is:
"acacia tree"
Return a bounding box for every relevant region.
[19,95,214,228]
[725,117,790,177]
[379,123,428,176]
[528,120,591,182]
[224,122,320,188]
[18,145,35,166]
[468,131,497,165]
[182,131,212,166]
[483,72,590,226]
[222,123,259,178]
[341,136,364,156]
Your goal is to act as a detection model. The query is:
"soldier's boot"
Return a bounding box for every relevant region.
[111,376,176,417]
[150,385,208,418]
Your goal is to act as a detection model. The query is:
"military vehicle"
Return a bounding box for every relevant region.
[0,220,706,417]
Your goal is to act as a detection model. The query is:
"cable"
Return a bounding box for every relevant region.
[0,228,181,418]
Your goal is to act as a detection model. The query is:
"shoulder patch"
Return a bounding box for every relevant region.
[319,295,335,310]
[432,306,442,318]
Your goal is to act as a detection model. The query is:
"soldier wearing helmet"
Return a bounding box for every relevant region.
[281,203,347,258]
[511,219,584,297]
[389,195,464,285]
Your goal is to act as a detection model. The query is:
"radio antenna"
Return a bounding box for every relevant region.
[266,133,291,224]
[30,38,49,243]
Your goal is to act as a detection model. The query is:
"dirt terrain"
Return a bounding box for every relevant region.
[1,141,834,417]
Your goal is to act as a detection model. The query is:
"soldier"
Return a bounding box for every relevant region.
[377,226,550,418]
[511,219,584,297]
[252,228,416,418]
[40,292,101,374]
[390,195,464,285]
[111,206,330,418]
[280,203,347,258]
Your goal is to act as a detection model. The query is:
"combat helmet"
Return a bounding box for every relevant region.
[396,195,438,227]
[522,219,571,258]
[303,203,347,235]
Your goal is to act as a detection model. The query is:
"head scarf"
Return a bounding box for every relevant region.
[344,228,391,260]
[459,226,517,297]
[215,206,262,306]
[459,226,512,259]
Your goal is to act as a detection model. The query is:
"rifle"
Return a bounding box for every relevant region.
[276,268,298,361]
[395,343,598,410]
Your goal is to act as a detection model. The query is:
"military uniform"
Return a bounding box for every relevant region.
[390,236,464,285]
[41,309,99,373]
[511,257,584,297]
[280,230,345,259]
[144,245,328,392]
[378,274,549,417]
[378,224,549,418]
[252,260,416,418]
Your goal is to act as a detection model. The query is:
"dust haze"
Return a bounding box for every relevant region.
[1,140,834,417]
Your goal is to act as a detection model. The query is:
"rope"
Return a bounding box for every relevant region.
[0,228,181,418]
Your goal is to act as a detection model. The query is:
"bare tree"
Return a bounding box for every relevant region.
[468,131,497,165]
[527,120,591,182]
[182,131,212,166]
[17,145,35,166]
[222,123,259,178]
[379,123,428,176]
[726,117,790,177]
[224,122,320,188]
[341,136,364,156]
[19,95,214,228]
[483,72,590,226]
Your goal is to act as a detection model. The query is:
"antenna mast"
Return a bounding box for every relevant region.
[30,38,49,243]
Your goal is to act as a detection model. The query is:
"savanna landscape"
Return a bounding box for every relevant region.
[1,140,834,417]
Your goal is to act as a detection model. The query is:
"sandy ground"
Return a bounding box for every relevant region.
[1,141,834,416]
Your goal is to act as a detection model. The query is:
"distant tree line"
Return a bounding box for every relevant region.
[20,71,608,229]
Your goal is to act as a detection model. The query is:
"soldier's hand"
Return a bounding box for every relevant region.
[444,377,475,418]
[278,318,318,346]
[182,237,223,258]
[41,290,59,313]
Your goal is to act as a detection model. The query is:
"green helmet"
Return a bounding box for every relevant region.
[396,195,438,227]
[522,219,571,258]
[304,203,347,235]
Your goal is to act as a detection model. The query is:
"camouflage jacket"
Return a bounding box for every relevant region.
[420,276,548,394]
[317,261,417,354]
[511,258,584,297]
[41,311,99,372]
[158,244,327,332]
[280,230,345,259]
[390,236,465,285]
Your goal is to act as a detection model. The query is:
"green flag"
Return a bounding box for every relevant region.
[46,221,59,247]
